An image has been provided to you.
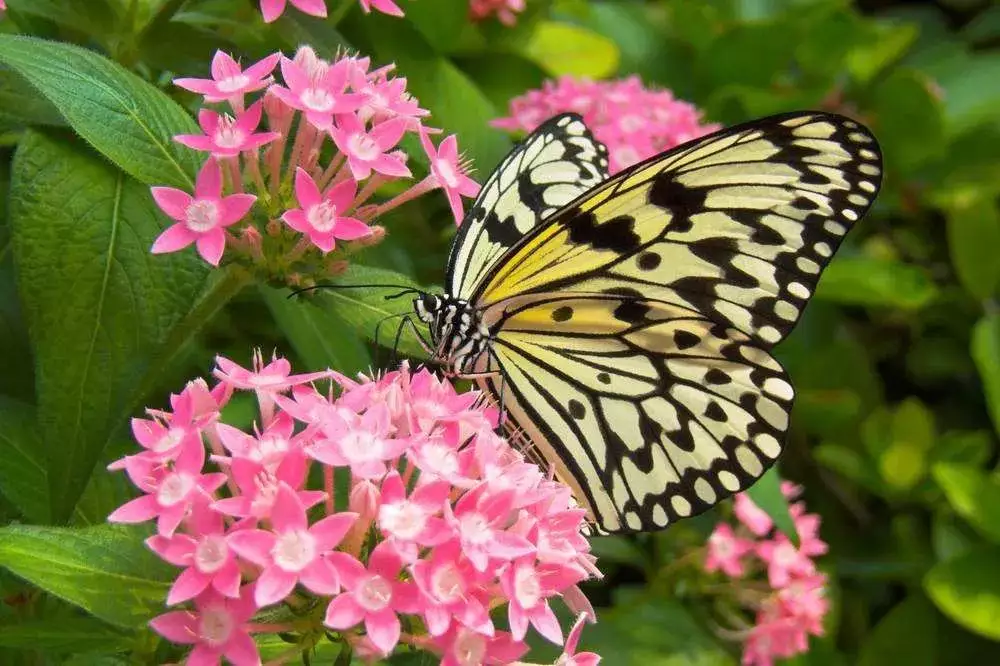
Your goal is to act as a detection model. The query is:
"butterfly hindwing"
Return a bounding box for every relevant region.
[447,113,610,300]
[479,294,792,533]
[476,112,883,348]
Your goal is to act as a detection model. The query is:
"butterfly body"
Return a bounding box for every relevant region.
[417,111,883,534]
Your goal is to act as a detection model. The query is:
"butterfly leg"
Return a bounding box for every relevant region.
[373,312,409,370]
[390,315,436,369]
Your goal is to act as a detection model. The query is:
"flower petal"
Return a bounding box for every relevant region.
[324,593,364,630]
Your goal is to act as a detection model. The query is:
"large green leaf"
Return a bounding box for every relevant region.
[933,463,1000,544]
[857,594,937,666]
[872,69,945,174]
[816,256,938,310]
[8,133,217,521]
[0,617,130,655]
[948,198,1000,300]
[925,545,1000,641]
[0,524,172,629]
[0,397,48,523]
[971,313,1000,438]
[0,35,199,188]
[522,21,619,78]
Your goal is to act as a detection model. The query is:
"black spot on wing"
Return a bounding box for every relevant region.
[566,211,641,252]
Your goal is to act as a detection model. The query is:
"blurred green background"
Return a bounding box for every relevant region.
[2,0,1000,664]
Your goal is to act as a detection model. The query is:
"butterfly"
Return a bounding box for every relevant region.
[411,111,883,534]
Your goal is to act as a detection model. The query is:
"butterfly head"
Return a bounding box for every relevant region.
[413,293,492,374]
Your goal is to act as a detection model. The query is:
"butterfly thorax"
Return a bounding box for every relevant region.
[414,294,492,374]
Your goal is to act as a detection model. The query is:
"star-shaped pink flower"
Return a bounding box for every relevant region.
[259,0,327,22]
[419,127,480,224]
[174,100,280,158]
[281,169,372,253]
[174,51,280,105]
[329,114,411,180]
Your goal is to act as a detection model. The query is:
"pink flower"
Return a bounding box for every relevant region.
[282,169,372,253]
[705,523,754,578]
[324,543,421,655]
[353,72,427,124]
[270,56,364,130]
[227,483,357,607]
[212,459,324,520]
[146,501,243,605]
[433,625,528,666]
[359,0,405,17]
[214,350,330,423]
[108,439,226,537]
[446,485,535,571]
[469,0,526,25]
[175,101,279,158]
[307,404,408,479]
[175,51,280,104]
[329,114,411,180]
[553,614,601,666]
[756,534,817,589]
[150,585,260,666]
[733,493,773,537]
[259,0,327,22]
[377,471,451,561]
[411,541,493,636]
[419,128,480,224]
[150,159,256,266]
[501,558,584,644]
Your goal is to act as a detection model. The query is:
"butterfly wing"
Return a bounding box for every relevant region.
[473,111,883,533]
[447,113,610,300]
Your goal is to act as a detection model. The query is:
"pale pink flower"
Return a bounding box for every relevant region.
[469,0,526,26]
[150,586,260,666]
[359,0,405,16]
[756,534,817,588]
[174,51,280,104]
[259,0,327,22]
[433,625,528,666]
[705,523,754,578]
[501,558,584,643]
[307,404,408,479]
[227,483,357,607]
[212,459,324,520]
[108,439,226,537]
[419,128,480,224]
[329,114,411,180]
[146,501,243,605]
[150,158,256,266]
[353,72,427,124]
[324,543,421,655]
[552,614,601,666]
[377,471,451,561]
[270,56,364,130]
[214,349,331,423]
[446,485,535,571]
[282,169,372,253]
[175,101,279,158]
[733,493,773,537]
[411,541,493,636]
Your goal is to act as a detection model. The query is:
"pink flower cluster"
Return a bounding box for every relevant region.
[154,47,478,273]
[493,75,720,173]
[108,354,600,665]
[469,0,526,25]
[258,0,404,23]
[703,485,829,666]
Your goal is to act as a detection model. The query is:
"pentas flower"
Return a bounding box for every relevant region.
[701,483,830,666]
[469,0,526,26]
[258,0,406,22]
[152,46,479,280]
[494,75,720,172]
[108,355,601,664]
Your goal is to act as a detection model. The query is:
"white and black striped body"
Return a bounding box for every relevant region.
[414,294,492,375]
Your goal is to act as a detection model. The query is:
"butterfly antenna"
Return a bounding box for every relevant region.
[288,283,427,301]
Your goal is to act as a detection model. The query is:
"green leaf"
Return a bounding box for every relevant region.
[0,524,172,629]
[4,0,120,37]
[305,264,431,362]
[814,443,883,494]
[261,285,373,376]
[947,198,1000,300]
[846,20,918,83]
[935,53,1000,136]
[816,256,938,310]
[0,35,199,188]
[522,21,620,78]
[879,398,934,492]
[932,430,992,468]
[971,313,1000,438]
[857,594,937,666]
[871,69,945,174]
[744,467,798,545]
[932,463,1000,544]
[0,397,48,523]
[8,133,212,522]
[403,0,468,54]
[925,545,1000,641]
[0,617,130,655]
[0,70,64,130]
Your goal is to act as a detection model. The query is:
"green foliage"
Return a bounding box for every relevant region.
[0,0,999,664]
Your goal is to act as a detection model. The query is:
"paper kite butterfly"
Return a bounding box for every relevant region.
[411,111,883,534]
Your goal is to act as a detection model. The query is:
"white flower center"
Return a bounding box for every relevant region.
[710,532,733,558]
[306,201,339,233]
[213,116,246,150]
[459,512,491,545]
[380,501,426,540]
[271,529,316,572]
[347,133,379,161]
[356,575,393,612]
[217,74,250,94]
[185,200,220,233]
[773,542,799,568]
[421,442,459,477]
[514,565,541,608]
[157,472,195,507]
[301,87,334,113]
[198,606,235,647]
[153,427,186,454]
[434,159,459,188]
[195,534,229,574]
[339,430,382,463]
[452,628,487,666]
[430,562,465,603]
[251,433,289,467]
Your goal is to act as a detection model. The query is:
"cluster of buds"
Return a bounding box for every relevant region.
[493,75,719,173]
[152,47,478,284]
[703,485,830,666]
[108,355,601,665]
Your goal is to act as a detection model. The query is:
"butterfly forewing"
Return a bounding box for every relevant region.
[447,113,610,300]
[441,111,882,534]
